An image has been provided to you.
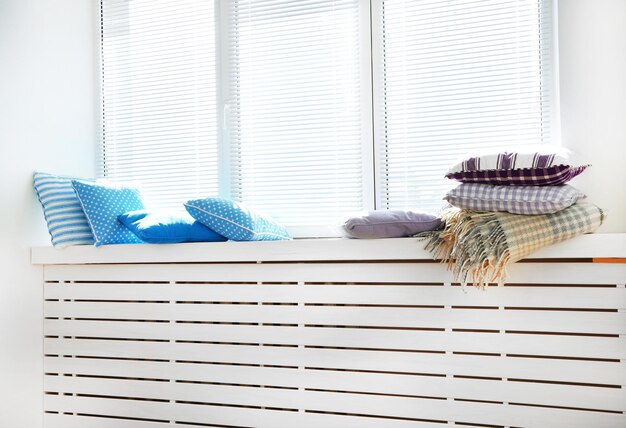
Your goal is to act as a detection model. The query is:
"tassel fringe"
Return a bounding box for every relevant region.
[417,208,511,288]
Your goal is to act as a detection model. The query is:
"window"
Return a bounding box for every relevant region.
[225,0,371,235]
[375,0,557,212]
[99,0,557,236]
[99,0,219,206]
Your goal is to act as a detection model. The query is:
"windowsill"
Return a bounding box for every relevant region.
[31,233,626,265]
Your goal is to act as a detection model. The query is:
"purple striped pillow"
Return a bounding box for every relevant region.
[445,152,589,186]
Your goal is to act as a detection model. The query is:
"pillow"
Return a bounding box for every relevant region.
[342,210,441,239]
[118,209,227,244]
[444,183,586,215]
[445,152,589,185]
[184,198,291,241]
[72,180,145,246]
[33,172,95,247]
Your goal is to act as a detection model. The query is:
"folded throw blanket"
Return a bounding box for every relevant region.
[417,201,604,287]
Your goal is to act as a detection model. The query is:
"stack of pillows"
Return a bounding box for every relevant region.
[33,172,291,248]
[340,150,590,239]
[442,151,589,215]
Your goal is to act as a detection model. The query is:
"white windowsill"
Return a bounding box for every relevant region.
[31,233,626,265]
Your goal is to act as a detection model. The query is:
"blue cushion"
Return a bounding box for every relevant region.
[118,209,227,244]
[33,172,95,247]
[184,198,291,241]
[72,180,145,246]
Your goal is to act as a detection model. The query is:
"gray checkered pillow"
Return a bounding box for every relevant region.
[444,183,586,215]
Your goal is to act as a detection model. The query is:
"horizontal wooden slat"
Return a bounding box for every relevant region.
[44,411,442,428]
[45,319,626,360]
[43,262,626,285]
[44,359,626,412]
[44,395,444,428]
[44,387,626,428]
[31,233,626,265]
[43,301,626,334]
[46,374,304,409]
[44,339,626,385]
[44,282,626,309]
[45,414,170,428]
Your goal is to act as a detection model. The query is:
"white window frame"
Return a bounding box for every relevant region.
[97,0,559,237]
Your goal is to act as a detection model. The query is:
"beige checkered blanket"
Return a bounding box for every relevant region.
[417,201,604,287]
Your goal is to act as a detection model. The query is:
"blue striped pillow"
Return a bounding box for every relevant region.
[33,172,95,247]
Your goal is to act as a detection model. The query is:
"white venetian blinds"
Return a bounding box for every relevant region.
[99,0,556,234]
[99,0,219,208]
[226,0,368,232]
[376,0,555,211]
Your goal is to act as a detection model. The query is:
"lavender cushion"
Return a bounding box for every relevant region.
[444,183,586,215]
[445,152,589,185]
[342,210,441,239]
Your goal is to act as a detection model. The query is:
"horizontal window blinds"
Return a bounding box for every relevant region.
[226,0,367,233]
[100,0,219,208]
[98,0,556,235]
[376,0,555,212]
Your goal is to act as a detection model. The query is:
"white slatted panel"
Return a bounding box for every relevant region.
[43,301,626,335]
[45,320,626,360]
[45,357,626,411]
[43,261,626,427]
[226,0,370,234]
[375,0,556,211]
[100,0,219,208]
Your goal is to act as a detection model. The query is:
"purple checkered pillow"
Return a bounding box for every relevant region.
[445,152,589,185]
[444,183,586,215]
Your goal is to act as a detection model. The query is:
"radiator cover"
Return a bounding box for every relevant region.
[36,239,626,428]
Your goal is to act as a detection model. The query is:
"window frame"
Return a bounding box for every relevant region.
[98,0,559,237]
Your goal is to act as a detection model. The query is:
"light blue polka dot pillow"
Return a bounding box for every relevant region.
[72,180,145,246]
[184,198,291,241]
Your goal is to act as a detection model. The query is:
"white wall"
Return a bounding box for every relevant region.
[558,0,626,232]
[0,0,96,427]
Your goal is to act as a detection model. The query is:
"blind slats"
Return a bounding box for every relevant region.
[227,0,366,230]
[100,0,555,235]
[377,0,554,212]
[100,0,218,208]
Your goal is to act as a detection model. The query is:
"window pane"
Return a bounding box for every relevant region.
[227,0,368,233]
[377,0,555,212]
[100,0,219,208]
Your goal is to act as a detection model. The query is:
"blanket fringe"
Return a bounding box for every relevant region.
[417,208,511,287]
